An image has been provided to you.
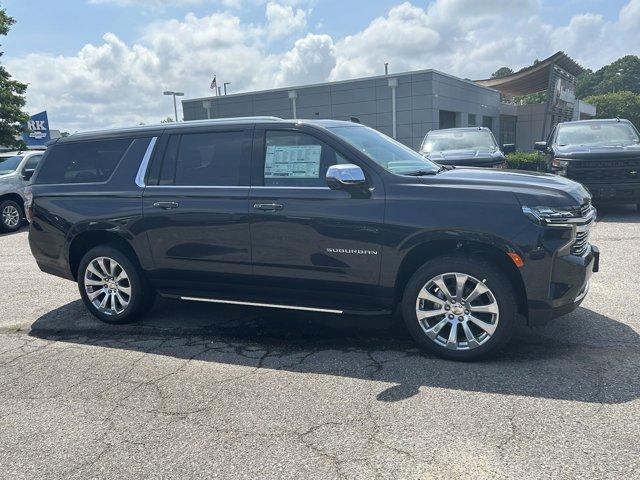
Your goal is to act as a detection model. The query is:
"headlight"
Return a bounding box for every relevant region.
[522,205,581,226]
[551,158,570,176]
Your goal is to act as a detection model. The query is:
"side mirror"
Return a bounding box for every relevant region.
[502,143,515,154]
[326,164,366,190]
[534,141,548,152]
[22,169,35,181]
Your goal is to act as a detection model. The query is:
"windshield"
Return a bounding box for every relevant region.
[556,122,640,147]
[0,155,23,176]
[329,125,440,175]
[421,129,498,153]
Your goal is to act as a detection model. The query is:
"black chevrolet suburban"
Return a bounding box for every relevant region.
[27,117,599,360]
[535,118,640,210]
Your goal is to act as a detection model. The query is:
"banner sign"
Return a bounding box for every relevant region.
[22,111,51,147]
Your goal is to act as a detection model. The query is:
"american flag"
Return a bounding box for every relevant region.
[210,75,217,92]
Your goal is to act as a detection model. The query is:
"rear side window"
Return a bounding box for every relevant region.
[34,138,132,184]
[159,131,248,186]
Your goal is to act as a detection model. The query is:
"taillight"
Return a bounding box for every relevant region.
[551,158,569,176]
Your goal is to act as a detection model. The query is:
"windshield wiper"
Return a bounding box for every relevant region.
[404,169,438,176]
[404,165,448,176]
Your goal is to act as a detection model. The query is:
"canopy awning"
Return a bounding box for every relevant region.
[475,52,585,96]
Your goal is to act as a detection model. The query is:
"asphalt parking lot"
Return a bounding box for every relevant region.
[0,206,639,479]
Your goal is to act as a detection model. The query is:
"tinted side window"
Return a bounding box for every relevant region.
[263,131,347,187]
[160,131,248,187]
[35,138,132,184]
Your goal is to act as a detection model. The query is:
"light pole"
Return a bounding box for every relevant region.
[224,82,231,95]
[163,91,184,122]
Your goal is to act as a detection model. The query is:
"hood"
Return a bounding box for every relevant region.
[425,167,591,207]
[0,172,24,195]
[554,143,640,160]
[424,149,505,166]
[0,171,18,182]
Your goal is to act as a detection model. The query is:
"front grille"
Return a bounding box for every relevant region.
[571,228,590,256]
[570,202,594,256]
[568,158,640,184]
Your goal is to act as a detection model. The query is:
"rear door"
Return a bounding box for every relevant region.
[142,125,253,292]
[248,125,386,309]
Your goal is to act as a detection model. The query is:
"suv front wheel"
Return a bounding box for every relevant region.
[78,245,155,324]
[402,255,518,360]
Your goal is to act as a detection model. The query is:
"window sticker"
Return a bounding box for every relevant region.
[265,145,322,178]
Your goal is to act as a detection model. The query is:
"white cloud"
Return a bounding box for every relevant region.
[7,0,640,131]
[275,33,335,85]
[265,2,308,39]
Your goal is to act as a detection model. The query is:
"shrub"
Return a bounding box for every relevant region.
[506,151,546,171]
[584,91,640,130]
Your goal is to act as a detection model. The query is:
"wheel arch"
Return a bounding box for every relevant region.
[394,238,528,316]
[0,192,25,212]
[68,230,142,280]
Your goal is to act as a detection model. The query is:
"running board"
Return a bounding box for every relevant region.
[180,296,344,314]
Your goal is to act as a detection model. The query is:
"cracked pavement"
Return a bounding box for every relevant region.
[0,205,639,479]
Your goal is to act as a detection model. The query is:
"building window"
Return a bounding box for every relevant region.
[468,114,477,127]
[439,110,457,129]
[482,116,493,132]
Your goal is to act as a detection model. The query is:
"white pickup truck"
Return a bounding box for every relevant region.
[0,150,44,232]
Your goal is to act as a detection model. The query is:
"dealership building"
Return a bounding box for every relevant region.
[182,52,595,151]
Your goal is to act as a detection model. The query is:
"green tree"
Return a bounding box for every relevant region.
[577,56,640,98]
[0,7,28,149]
[491,67,514,79]
[584,91,640,130]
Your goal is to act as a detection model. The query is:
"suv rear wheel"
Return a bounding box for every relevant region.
[402,255,518,360]
[0,199,23,233]
[78,245,155,324]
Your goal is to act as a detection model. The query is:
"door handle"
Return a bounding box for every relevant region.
[153,201,179,210]
[253,203,283,211]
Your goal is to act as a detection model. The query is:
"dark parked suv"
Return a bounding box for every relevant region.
[535,118,640,210]
[28,117,599,360]
[419,127,514,168]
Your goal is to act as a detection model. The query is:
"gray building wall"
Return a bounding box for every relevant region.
[515,103,547,151]
[182,70,502,151]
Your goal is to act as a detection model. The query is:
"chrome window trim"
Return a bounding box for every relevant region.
[135,136,158,188]
[251,186,331,190]
[142,185,330,190]
[144,185,250,189]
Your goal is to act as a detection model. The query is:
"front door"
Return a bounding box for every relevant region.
[249,126,385,310]
[142,126,253,293]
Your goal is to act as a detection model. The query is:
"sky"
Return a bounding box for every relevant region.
[1,0,638,132]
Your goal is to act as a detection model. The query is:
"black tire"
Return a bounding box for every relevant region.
[401,254,518,361]
[0,199,23,233]
[78,245,155,324]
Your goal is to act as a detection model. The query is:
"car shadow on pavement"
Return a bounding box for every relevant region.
[28,297,640,405]
[0,224,27,238]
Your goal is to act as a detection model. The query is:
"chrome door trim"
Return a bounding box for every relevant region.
[180,296,343,314]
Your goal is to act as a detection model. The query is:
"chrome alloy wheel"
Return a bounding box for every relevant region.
[2,205,20,228]
[84,257,131,315]
[415,272,499,350]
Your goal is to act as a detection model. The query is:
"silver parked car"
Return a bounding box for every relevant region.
[0,150,44,232]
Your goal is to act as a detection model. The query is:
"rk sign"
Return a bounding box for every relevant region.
[22,111,51,147]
